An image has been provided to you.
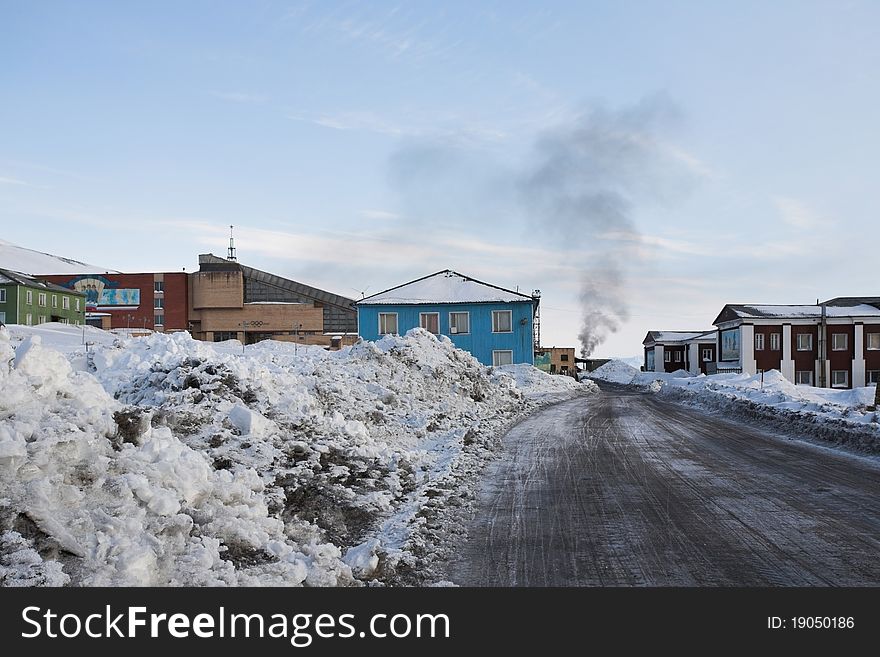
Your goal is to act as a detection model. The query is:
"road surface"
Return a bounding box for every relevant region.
[447,384,880,586]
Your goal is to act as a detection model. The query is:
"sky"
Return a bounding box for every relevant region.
[1,0,878,357]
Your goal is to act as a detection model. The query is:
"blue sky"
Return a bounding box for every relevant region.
[1,1,878,356]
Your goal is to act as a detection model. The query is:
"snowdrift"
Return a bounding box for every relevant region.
[588,360,880,450]
[0,324,592,586]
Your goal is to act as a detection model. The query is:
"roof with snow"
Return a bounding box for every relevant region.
[0,268,86,295]
[714,303,880,324]
[822,296,880,310]
[357,270,538,306]
[0,238,117,275]
[643,330,716,345]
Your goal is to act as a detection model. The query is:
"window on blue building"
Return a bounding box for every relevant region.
[419,312,439,334]
[492,310,512,333]
[449,312,469,335]
[379,312,398,335]
[492,350,513,366]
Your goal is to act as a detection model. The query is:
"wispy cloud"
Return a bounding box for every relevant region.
[360,209,400,221]
[773,196,830,229]
[288,110,507,142]
[211,91,269,104]
[0,176,27,186]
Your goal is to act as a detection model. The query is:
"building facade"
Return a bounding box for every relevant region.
[356,270,539,366]
[41,272,188,332]
[643,330,717,375]
[712,302,880,389]
[0,269,86,326]
[535,347,577,375]
[188,255,358,347]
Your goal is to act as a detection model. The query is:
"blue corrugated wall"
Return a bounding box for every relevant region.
[357,302,535,366]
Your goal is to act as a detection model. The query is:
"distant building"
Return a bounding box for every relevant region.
[41,272,189,332]
[535,346,577,376]
[356,270,540,366]
[0,268,85,326]
[643,330,717,374]
[189,254,358,347]
[713,301,880,388]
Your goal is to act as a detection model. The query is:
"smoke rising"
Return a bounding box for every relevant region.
[519,96,689,356]
[389,95,694,357]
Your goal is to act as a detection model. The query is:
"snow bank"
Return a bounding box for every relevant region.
[589,359,880,451]
[1,324,593,586]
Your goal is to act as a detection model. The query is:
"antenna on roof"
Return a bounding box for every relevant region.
[228,225,237,261]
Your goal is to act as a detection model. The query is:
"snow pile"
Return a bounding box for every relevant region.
[587,360,640,384]
[0,324,593,586]
[590,359,880,450]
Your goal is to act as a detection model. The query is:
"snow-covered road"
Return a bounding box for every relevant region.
[447,384,880,586]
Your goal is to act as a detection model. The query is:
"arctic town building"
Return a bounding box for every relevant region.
[356,270,540,366]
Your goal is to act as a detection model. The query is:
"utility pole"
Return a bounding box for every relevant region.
[294,323,302,356]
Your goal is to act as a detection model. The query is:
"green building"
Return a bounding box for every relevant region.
[0,268,86,326]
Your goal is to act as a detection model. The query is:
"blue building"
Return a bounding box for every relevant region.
[356,270,539,366]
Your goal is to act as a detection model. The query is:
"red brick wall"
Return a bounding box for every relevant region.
[753,324,782,373]
[42,273,188,331]
[827,325,854,388]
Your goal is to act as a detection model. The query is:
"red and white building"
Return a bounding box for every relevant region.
[712,299,880,389]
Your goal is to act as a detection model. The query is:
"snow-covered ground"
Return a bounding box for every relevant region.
[588,360,880,450]
[0,323,593,587]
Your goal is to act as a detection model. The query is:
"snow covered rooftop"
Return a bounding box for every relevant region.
[644,330,715,345]
[718,304,880,322]
[0,238,116,275]
[357,270,537,306]
[0,268,86,295]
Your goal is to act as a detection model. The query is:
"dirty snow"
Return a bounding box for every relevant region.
[589,360,880,448]
[0,323,592,586]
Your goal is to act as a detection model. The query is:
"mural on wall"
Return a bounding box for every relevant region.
[720,328,740,361]
[534,351,551,372]
[67,276,140,307]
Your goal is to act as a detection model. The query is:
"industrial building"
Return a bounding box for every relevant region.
[535,346,577,376]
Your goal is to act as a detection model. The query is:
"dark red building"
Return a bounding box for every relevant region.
[40,272,188,332]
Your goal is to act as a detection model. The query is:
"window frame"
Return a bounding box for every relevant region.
[419,312,440,335]
[491,309,513,334]
[867,370,880,386]
[674,351,682,362]
[770,333,781,351]
[492,350,514,367]
[75,297,81,311]
[448,311,470,335]
[755,333,765,351]
[154,314,165,327]
[62,296,70,310]
[26,290,33,305]
[154,281,164,293]
[25,313,32,325]
[702,348,713,362]
[154,298,164,309]
[51,294,58,308]
[831,370,849,388]
[831,333,848,351]
[796,333,813,351]
[378,312,398,336]
[664,351,671,363]
[795,370,813,386]
[866,333,880,351]
[38,292,46,307]
[0,288,6,303]
[0,311,5,323]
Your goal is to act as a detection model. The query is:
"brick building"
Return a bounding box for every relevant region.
[713,301,880,388]
[41,272,189,332]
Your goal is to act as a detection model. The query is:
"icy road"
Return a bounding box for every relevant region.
[447,384,880,586]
